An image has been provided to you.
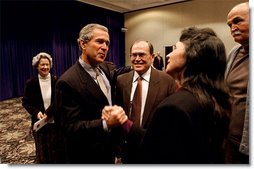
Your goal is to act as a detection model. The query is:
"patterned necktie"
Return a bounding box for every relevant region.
[131,76,142,126]
[96,68,108,97]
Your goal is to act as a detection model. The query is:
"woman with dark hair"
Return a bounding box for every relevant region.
[165,27,217,89]
[141,27,231,164]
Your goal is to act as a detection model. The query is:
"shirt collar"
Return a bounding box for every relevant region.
[38,73,50,80]
[133,66,151,83]
[79,57,97,79]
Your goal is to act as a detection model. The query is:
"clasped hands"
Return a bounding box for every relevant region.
[102,105,128,128]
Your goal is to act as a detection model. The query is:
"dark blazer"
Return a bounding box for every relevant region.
[153,56,164,70]
[55,61,117,164]
[22,75,57,125]
[141,88,227,164]
[116,67,176,163]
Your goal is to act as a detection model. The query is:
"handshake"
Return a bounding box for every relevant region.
[101,105,128,128]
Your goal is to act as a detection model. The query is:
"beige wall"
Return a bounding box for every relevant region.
[124,0,247,65]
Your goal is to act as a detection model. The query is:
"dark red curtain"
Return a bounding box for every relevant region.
[0,0,125,100]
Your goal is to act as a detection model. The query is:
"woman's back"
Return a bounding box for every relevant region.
[141,88,228,163]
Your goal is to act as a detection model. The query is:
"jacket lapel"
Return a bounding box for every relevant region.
[76,62,109,105]
[142,69,160,127]
[120,71,134,116]
[225,45,241,79]
[34,78,45,112]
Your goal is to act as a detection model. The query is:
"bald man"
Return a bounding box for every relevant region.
[224,2,249,164]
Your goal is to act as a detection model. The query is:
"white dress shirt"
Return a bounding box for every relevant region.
[130,67,151,125]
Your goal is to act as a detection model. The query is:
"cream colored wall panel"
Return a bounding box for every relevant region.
[124,0,246,65]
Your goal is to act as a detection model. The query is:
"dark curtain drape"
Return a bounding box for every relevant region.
[0,0,125,101]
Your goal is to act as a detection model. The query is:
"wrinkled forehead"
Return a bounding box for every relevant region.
[132,41,149,52]
[228,4,249,19]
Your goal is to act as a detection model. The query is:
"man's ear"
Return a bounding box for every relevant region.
[80,40,86,50]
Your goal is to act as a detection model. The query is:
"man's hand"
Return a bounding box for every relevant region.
[37,112,44,120]
[102,105,128,128]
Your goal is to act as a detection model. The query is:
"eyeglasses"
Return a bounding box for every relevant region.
[130,52,148,58]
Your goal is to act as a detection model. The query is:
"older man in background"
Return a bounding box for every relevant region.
[224,2,249,164]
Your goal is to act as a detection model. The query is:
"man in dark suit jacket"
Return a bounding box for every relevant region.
[110,40,176,163]
[153,51,164,70]
[55,23,127,164]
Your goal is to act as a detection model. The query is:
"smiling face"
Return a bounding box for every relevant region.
[130,41,154,75]
[166,41,186,80]
[37,58,51,77]
[80,28,110,67]
[227,3,249,46]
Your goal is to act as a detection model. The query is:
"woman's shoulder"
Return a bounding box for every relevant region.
[25,77,38,84]
[157,88,200,114]
[163,88,195,103]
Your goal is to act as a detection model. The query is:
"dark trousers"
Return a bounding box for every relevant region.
[33,123,65,164]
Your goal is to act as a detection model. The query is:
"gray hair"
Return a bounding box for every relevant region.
[32,52,52,68]
[77,23,109,50]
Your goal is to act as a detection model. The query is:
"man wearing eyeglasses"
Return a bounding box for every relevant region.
[111,40,176,163]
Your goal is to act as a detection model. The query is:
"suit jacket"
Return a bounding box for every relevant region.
[224,44,249,162]
[22,75,57,125]
[224,44,249,146]
[224,44,241,78]
[153,56,164,70]
[141,88,228,164]
[55,61,117,164]
[116,67,176,163]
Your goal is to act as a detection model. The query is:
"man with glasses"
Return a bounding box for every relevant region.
[104,40,176,163]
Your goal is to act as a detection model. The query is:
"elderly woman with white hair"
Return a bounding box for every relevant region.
[22,52,62,163]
